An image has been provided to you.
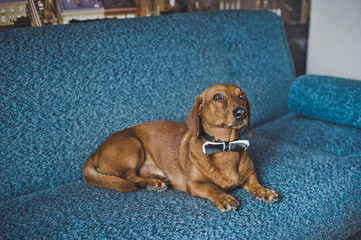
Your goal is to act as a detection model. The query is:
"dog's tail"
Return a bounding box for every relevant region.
[82,154,138,192]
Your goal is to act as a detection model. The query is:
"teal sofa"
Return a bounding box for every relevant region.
[1,10,360,239]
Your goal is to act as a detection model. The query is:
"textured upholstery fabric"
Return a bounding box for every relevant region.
[213,10,295,125]
[288,74,361,128]
[254,113,361,157]
[1,10,360,239]
[0,10,294,201]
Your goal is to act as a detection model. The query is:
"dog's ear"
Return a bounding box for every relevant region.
[246,99,252,138]
[186,96,202,137]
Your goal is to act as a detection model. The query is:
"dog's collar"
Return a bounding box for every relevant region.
[200,127,217,142]
[200,127,249,155]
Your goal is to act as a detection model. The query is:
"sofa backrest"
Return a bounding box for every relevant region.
[0,10,295,201]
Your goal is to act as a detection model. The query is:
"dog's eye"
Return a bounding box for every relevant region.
[239,93,246,100]
[213,93,225,102]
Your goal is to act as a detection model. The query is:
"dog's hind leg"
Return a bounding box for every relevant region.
[126,172,168,191]
[83,135,168,192]
[83,136,146,192]
[83,154,138,192]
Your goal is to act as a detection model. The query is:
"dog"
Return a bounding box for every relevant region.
[83,83,280,212]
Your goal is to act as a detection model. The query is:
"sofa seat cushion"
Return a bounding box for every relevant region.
[253,113,361,157]
[1,115,360,239]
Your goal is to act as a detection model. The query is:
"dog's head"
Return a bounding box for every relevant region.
[186,84,251,138]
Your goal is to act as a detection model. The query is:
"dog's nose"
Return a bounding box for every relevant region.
[233,107,247,120]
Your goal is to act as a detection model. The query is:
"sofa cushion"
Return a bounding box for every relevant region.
[219,11,295,126]
[1,124,360,239]
[253,113,361,157]
[288,75,361,128]
[217,10,296,126]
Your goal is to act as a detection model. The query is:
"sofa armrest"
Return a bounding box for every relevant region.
[288,74,361,128]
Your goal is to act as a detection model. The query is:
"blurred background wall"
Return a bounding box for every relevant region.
[307,0,361,80]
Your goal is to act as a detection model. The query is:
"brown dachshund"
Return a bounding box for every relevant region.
[83,83,280,212]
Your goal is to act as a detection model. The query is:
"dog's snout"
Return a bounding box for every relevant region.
[233,107,247,120]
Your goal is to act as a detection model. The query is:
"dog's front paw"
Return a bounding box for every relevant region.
[254,188,280,204]
[214,194,240,212]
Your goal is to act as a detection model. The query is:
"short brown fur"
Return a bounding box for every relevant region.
[83,84,280,212]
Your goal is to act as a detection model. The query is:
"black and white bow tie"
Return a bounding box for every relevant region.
[200,128,250,155]
[202,140,249,155]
